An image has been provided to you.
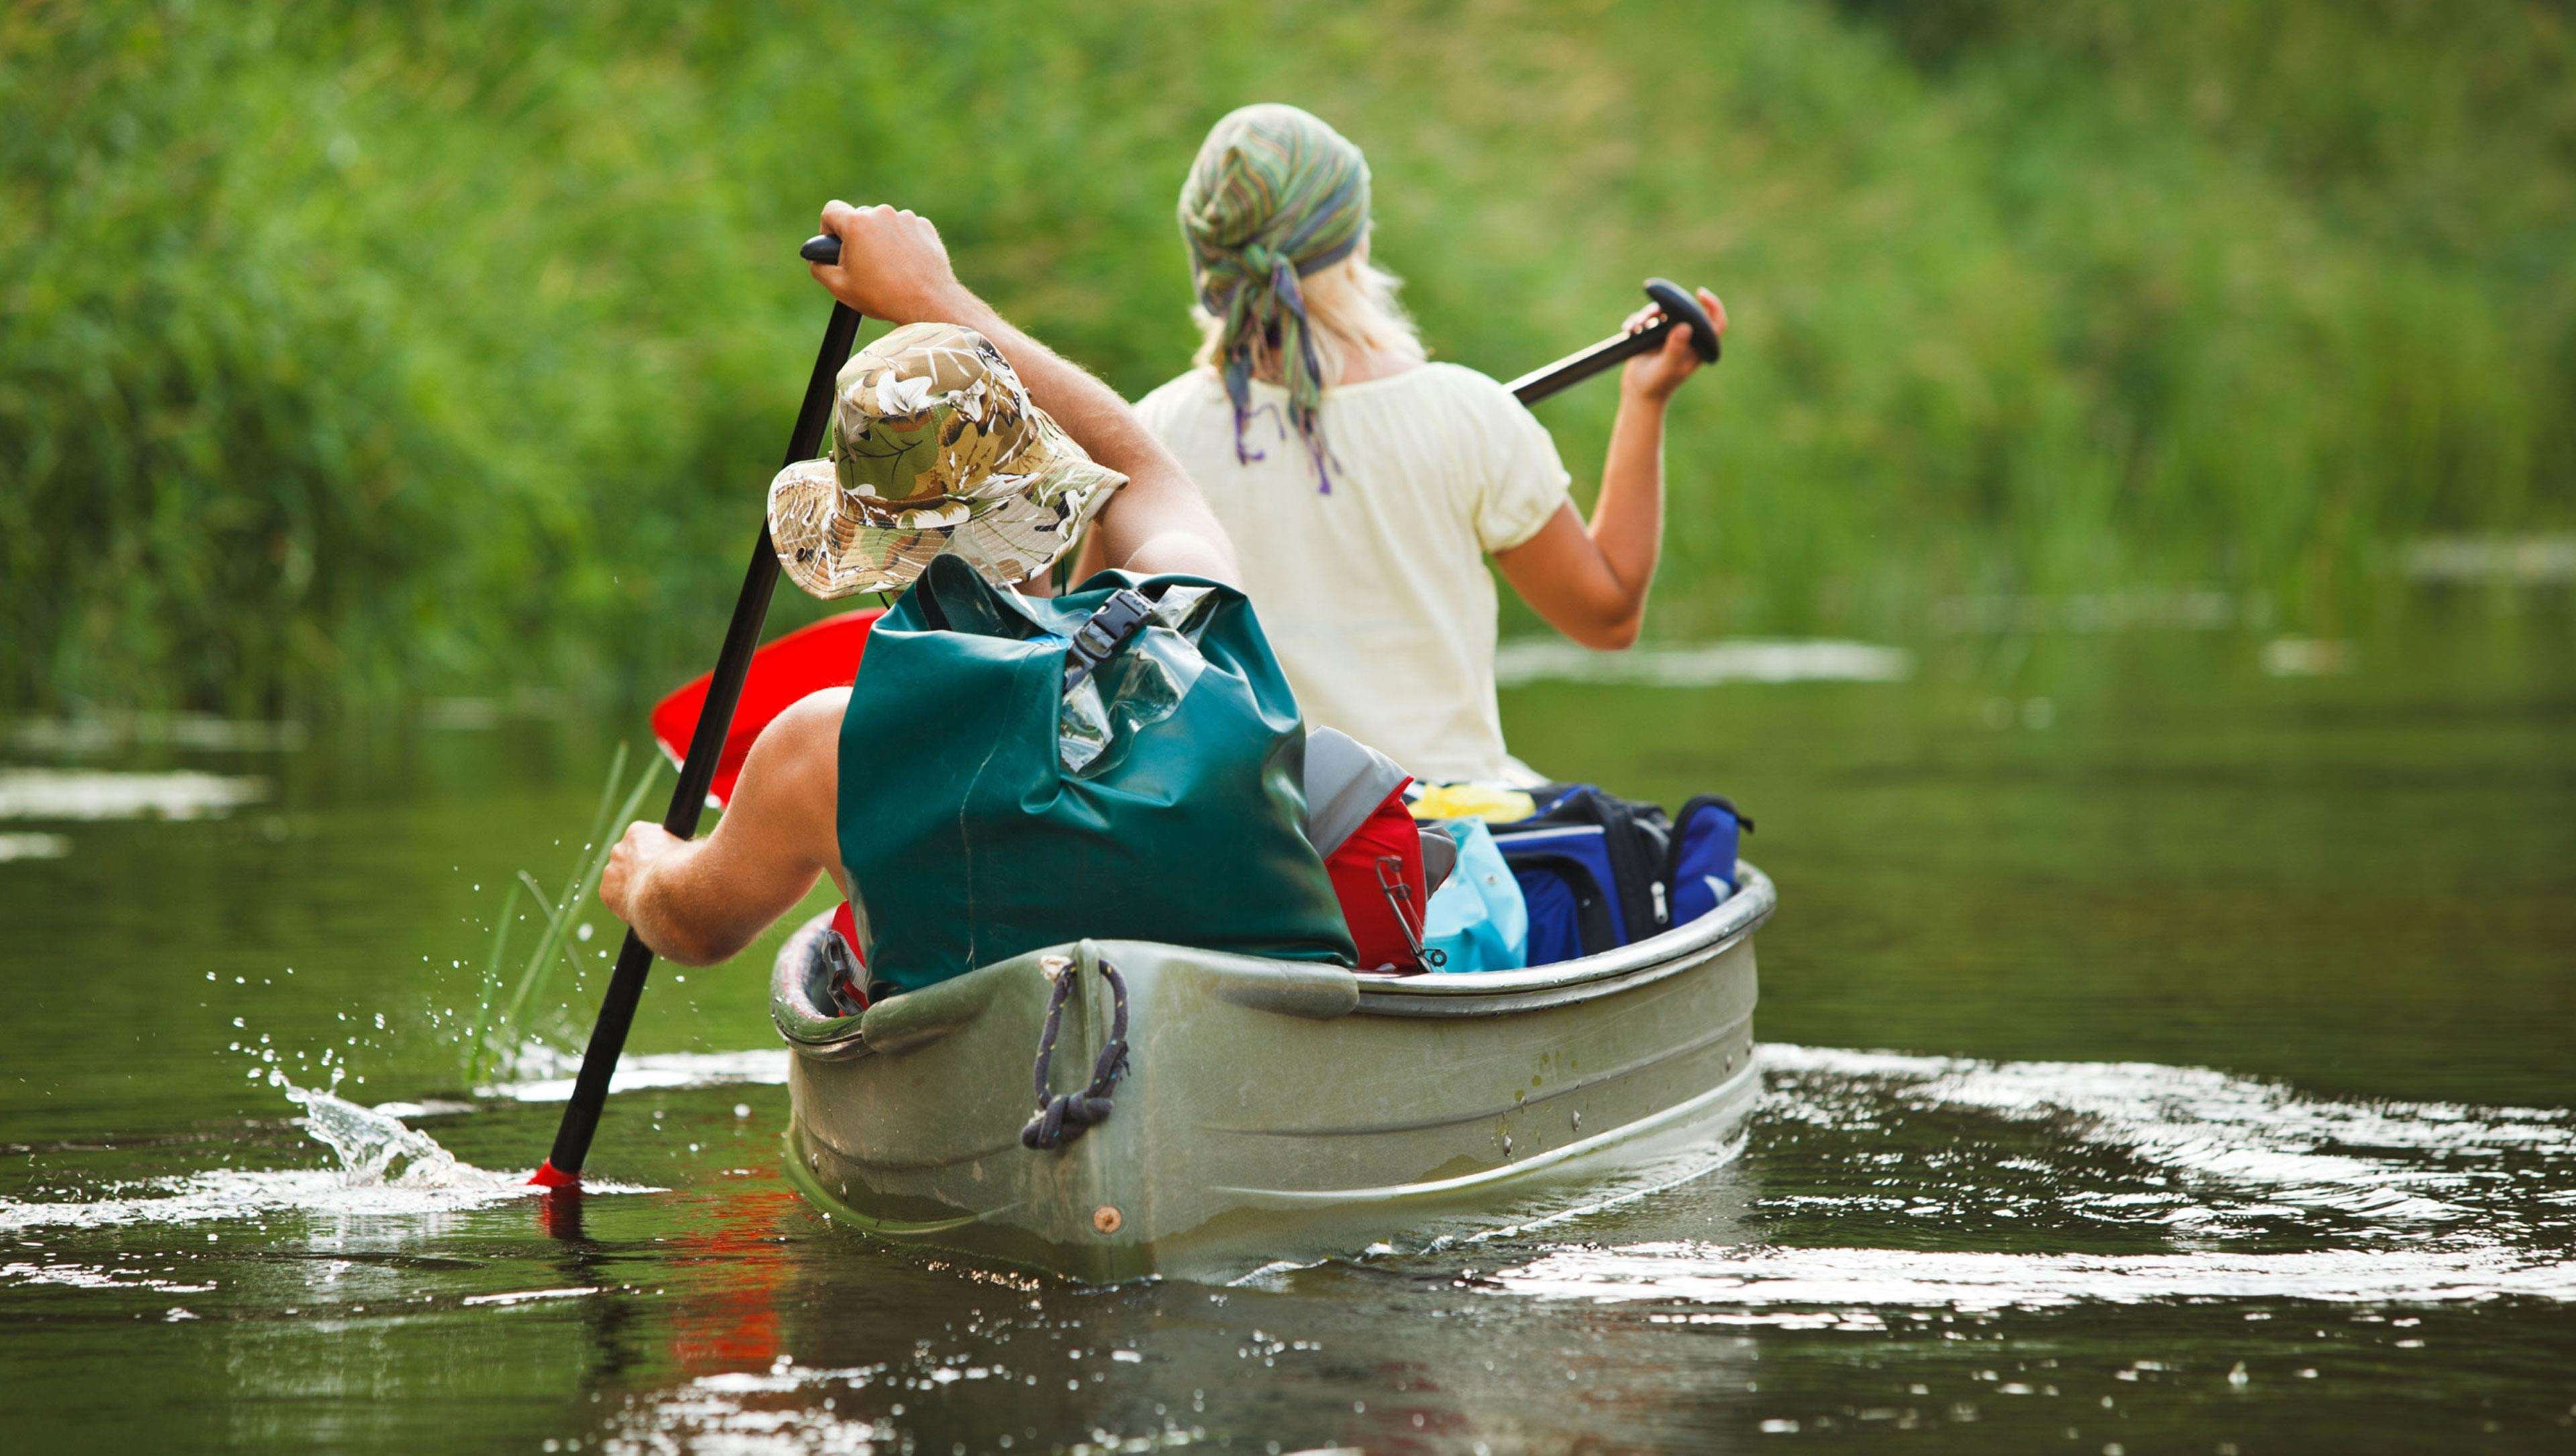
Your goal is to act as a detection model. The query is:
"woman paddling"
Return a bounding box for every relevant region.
[1126,103,1725,785]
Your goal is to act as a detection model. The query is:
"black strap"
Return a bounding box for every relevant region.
[1020,956,1132,1151]
[1062,588,1155,692]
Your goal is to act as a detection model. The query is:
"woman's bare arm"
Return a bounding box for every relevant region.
[1495,287,1725,650]
[597,690,847,966]
[808,201,1239,585]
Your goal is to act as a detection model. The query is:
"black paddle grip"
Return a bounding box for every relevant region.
[1644,278,1720,364]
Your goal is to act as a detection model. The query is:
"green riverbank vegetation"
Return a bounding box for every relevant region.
[5,1,2570,711]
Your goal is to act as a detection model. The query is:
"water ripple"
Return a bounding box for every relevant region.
[1489,1243,2576,1316]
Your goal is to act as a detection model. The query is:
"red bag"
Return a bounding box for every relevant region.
[1325,782,1429,972]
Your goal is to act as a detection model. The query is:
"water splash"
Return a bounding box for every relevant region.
[284,1084,469,1188]
[0,1081,643,1237]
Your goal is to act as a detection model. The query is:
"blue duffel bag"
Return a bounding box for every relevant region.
[1489,785,1752,965]
[1664,793,1750,928]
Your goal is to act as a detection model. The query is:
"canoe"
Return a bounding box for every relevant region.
[771,864,1774,1284]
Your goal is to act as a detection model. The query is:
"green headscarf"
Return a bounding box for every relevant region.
[1179,103,1371,492]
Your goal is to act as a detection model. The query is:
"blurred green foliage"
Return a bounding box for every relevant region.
[3,0,2570,710]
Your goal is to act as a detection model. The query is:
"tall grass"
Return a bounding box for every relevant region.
[3,0,2569,710]
[457,741,662,1088]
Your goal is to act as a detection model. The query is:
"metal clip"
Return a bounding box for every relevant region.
[1374,855,1446,972]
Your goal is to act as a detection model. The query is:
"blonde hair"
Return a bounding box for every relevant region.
[1191,240,1427,388]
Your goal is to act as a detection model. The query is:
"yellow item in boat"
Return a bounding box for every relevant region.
[1408,783,1538,824]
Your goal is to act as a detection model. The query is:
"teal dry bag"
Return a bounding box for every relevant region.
[837,555,1356,992]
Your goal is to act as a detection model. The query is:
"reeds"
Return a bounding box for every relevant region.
[457,743,663,1089]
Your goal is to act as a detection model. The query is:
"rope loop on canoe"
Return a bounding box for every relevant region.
[1020,955,1130,1151]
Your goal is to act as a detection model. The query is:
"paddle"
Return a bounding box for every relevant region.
[641,258,1723,808]
[1503,278,1719,405]
[795,236,1719,406]
[529,266,863,1190]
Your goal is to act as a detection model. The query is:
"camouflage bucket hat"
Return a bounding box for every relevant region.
[767,322,1127,599]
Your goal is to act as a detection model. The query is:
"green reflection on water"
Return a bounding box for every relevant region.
[2,609,2571,1450]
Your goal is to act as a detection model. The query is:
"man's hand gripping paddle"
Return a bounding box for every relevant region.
[528,248,863,1192]
[639,256,1725,798]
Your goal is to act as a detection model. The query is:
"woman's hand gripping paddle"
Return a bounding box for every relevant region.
[1503,279,1720,405]
[529,252,863,1193]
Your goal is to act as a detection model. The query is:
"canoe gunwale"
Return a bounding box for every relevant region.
[1353,864,1774,1017]
[770,862,1773,1051]
[767,913,871,1057]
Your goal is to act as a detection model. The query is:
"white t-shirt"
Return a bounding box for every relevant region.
[1134,363,1570,784]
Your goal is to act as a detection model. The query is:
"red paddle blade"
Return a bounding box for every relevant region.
[649,608,881,809]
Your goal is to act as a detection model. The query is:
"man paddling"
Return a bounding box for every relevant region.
[598,202,1242,967]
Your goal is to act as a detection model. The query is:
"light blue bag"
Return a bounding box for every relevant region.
[1421,819,1528,973]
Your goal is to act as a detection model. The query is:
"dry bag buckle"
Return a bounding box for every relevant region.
[1375,855,1446,972]
[1063,588,1156,692]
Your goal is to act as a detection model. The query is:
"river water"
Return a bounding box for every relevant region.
[3,604,2571,1451]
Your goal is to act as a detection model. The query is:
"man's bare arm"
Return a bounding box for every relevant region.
[806,201,1238,585]
[598,690,847,966]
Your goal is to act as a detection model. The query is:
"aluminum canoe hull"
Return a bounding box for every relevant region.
[774,864,1773,1283]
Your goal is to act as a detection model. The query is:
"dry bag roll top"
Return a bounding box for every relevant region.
[837,555,1356,993]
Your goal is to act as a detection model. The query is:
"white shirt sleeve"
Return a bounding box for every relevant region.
[1131,375,1185,438]
[1464,370,1574,554]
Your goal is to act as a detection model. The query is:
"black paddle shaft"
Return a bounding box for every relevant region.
[539,295,863,1184]
[803,234,1717,409]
